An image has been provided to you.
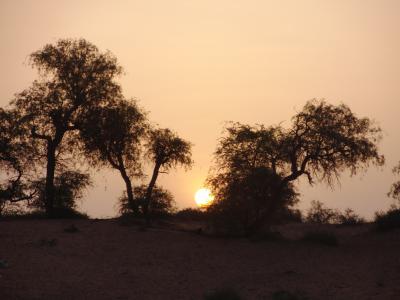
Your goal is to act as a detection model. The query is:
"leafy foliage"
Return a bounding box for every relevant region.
[388,161,400,202]
[0,109,37,215]
[208,166,298,235]
[9,38,123,216]
[80,98,147,212]
[207,99,383,233]
[142,128,192,217]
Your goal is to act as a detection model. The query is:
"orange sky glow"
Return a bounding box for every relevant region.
[1,0,399,218]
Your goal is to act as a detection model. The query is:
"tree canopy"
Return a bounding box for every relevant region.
[207,99,384,233]
[10,38,123,216]
[79,98,147,213]
[142,128,192,218]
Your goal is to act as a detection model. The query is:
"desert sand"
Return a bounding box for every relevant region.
[1,219,399,299]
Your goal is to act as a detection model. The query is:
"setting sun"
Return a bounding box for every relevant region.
[194,188,214,208]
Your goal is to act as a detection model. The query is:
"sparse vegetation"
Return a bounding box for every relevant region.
[118,185,177,218]
[305,200,365,226]
[174,208,207,221]
[305,200,339,224]
[375,206,400,231]
[336,208,365,226]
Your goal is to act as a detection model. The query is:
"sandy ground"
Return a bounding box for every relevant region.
[1,219,400,300]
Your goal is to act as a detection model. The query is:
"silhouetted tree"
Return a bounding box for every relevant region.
[143,128,192,218]
[79,99,147,213]
[0,108,37,215]
[388,161,400,202]
[119,185,176,217]
[207,99,384,233]
[11,39,122,217]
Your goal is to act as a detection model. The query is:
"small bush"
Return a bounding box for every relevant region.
[375,207,400,231]
[336,208,365,226]
[204,288,242,300]
[301,231,338,246]
[118,185,177,218]
[175,208,207,221]
[305,200,339,224]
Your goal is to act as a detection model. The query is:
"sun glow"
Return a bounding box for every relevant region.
[195,188,214,208]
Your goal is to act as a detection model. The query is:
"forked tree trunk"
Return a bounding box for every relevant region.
[118,165,138,215]
[143,162,161,221]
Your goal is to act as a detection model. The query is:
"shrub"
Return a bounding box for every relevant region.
[29,170,91,215]
[275,208,303,224]
[174,208,207,221]
[204,288,242,300]
[305,200,339,224]
[207,167,299,236]
[301,231,338,246]
[336,208,365,226]
[119,185,177,218]
[375,206,400,231]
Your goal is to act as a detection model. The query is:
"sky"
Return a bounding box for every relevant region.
[1,0,399,219]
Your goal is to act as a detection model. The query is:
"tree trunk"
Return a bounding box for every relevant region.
[118,166,137,215]
[143,162,161,220]
[45,142,56,217]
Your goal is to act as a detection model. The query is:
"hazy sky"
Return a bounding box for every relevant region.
[1,0,399,218]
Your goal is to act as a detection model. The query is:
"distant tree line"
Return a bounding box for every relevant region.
[1,38,396,234]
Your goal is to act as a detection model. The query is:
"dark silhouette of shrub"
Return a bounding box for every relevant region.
[305,200,365,225]
[118,185,177,218]
[375,206,400,231]
[174,208,207,221]
[301,231,338,246]
[336,208,365,226]
[29,170,91,219]
[305,200,339,224]
[208,166,298,236]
